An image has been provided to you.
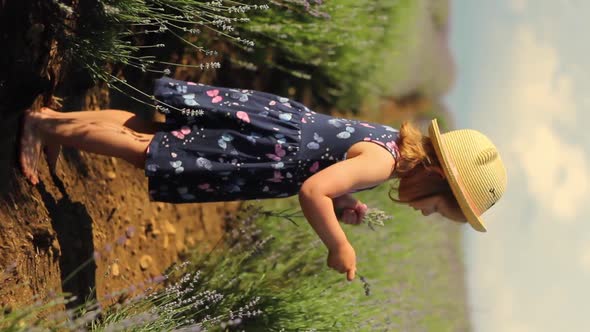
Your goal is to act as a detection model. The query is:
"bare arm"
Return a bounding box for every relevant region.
[298,142,395,279]
[333,193,367,225]
[333,193,358,210]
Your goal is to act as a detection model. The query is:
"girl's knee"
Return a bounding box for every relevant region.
[129,134,152,168]
[123,114,160,134]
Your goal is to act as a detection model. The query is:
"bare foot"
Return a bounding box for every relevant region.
[19,109,43,185]
[39,107,61,173]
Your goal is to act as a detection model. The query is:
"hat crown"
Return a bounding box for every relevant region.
[441,129,507,215]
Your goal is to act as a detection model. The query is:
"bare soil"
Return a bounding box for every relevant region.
[0,107,238,310]
[0,0,244,310]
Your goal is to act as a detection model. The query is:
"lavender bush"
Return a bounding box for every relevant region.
[1,183,469,331]
[48,0,270,106]
[239,0,416,109]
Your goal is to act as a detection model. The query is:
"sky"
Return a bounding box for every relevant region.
[446,1,590,331]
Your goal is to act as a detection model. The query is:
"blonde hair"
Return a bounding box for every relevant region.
[395,121,439,177]
[390,121,451,203]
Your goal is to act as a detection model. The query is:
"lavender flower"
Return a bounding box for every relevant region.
[362,208,393,231]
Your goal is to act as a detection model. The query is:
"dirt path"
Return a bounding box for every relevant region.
[0,0,240,309]
[0,133,238,309]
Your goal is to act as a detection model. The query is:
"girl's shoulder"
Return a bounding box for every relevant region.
[346,141,397,185]
[343,121,400,166]
[346,141,396,166]
[302,141,396,195]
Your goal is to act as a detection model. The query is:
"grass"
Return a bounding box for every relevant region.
[48,0,269,109]
[240,0,420,110]
[0,183,469,331]
[45,0,425,112]
[258,182,470,331]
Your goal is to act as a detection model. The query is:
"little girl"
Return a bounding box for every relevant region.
[20,77,507,281]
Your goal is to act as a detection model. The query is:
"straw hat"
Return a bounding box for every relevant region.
[428,119,507,232]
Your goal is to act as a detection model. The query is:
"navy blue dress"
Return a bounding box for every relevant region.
[145,77,400,203]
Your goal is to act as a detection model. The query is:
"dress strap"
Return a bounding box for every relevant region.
[363,137,399,161]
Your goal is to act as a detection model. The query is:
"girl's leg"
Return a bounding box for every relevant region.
[40,107,160,173]
[42,108,161,134]
[20,108,153,185]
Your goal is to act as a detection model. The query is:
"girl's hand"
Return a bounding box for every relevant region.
[340,202,368,225]
[327,243,357,281]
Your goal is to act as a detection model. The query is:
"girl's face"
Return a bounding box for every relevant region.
[407,195,466,222]
[397,165,466,223]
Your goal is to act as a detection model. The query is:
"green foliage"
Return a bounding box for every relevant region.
[256,182,470,331]
[4,2,461,329]
[48,0,420,111]
[49,0,268,108]
[240,0,418,109]
[1,183,468,331]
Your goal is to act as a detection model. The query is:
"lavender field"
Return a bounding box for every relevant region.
[0,0,468,331]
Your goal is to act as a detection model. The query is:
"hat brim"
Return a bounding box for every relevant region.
[429,119,487,232]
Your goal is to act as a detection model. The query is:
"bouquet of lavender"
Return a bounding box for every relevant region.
[361,208,393,231]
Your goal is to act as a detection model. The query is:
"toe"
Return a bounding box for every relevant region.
[31,173,39,185]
